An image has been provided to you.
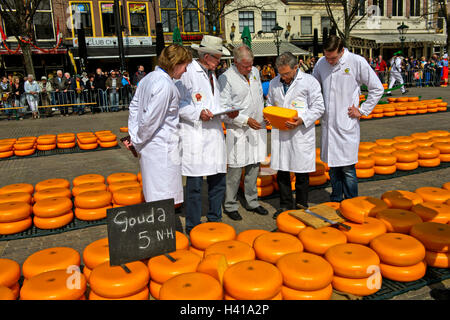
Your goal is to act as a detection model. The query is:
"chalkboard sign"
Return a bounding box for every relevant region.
[106,198,176,266]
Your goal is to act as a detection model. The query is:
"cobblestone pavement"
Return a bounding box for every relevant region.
[0,87,449,300]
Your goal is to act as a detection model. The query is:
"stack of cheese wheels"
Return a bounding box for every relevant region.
[0,197,32,235]
[72,174,107,208]
[382,104,396,117]
[381,190,423,210]
[410,222,450,269]
[96,131,118,148]
[236,229,270,248]
[33,187,71,203]
[355,155,375,178]
[309,162,328,186]
[276,210,306,236]
[22,247,81,280]
[375,208,423,234]
[32,196,73,229]
[371,152,397,175]
[56,133,76,149]
[256,173,274,197]
[89,261,150,300]
[0,139,15,159]
[277,252,333,300]
[340,196,388,223]
[107,172,141,208]
[392,148,419,171]
[13,138,36,157]
[74,189,112,221]
[432,141,450,163]
[415,146,441,168]
[160,272,223,300]
[298,227,346,256]
[77,132,98,150]
[223,260,283,300]
[82,237,110,282]
[315,151,330,181]
[204,240,256,266]
[358,142,377,158]
[325,243,381,296]
[0,258,20,299]
[188,222,236,258]
[253,232,304,264]
[436,102,448,112]
[370,233,427,282]
[112,186,144,207]
[36,134,56,151]
[370,105,384,118]
[426,102,439,113]
[147,250,202,300]
[394,103,408,116]
[340,217,387,245]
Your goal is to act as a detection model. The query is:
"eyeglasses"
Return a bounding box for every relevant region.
[208,54,222,61]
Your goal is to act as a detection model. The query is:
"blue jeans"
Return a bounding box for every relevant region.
[329,165,358,202]
[109,91,119,111]
[185,173,226,234]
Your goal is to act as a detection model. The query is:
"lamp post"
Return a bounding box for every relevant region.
[397,22,409,57]
[230,23,236,42]
[272,23,284,56]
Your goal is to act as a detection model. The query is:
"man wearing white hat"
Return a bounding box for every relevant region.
[175,35,239,235]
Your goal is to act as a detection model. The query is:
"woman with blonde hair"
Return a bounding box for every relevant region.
[126,44,192,206]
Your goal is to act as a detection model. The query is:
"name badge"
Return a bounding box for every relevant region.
[291,100,306,113]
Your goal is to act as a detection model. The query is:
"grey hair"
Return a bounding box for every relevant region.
[275,52,298,69]
[27,74,34,80]
[233,45,254,63]
[197,51,207,60]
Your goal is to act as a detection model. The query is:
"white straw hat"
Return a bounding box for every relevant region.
[191,35,230,56]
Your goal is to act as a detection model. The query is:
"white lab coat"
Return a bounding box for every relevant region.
[128,67,183,204]
[218,65,267,168]
[267,70,325,173]
[313,48,384,167]
[175,60,227,177]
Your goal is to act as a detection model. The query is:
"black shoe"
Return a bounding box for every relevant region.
[402,90,409,95]
[386,92,392,96]
[224,210,242,221]
[273,208,288,220]
[248,206,268,215]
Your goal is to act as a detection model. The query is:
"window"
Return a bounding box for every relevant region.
[160,0,178,33]
[321,16,331,32]
[100,3,116,36]
[129,3,148,36]
[392,0,403,16]
[182,0,200,32]
[301,16,312,35]
[358,0,365,16]
[373,0,384,16]
[239,11,254,33]
[262,11,276,33]
[70,2,94,37]
[410,0,420,16]
[204,0,221,33]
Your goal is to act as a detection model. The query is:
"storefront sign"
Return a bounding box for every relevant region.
[73,36,152,47]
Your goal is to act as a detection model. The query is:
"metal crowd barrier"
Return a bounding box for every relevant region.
[375,69,445,88]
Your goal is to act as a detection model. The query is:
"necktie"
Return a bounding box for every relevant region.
[208,72,214,94]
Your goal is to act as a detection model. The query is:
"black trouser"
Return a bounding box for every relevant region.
[277,170,309,210]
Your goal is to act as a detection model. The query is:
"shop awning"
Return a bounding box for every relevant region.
[70,46,156,59]
[228,41,312,57]
[352,33,447,45]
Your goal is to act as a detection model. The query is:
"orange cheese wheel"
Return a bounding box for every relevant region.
[394,136,415,143]
[340,196,389,223]
[380,260,427,282]
[324,243,380,279]
[375,139,396,147]
[418,157,441,167]
[440,153,450,162]
[0,143,13,152]
[89,287,149,300]
[22,247,81,279]
[147,250,202,284]
[0,150,13,158]
[370,233,426,266]
[159,272,223,300]
[37,136,56,145]
[106,172,138,185]
[72,182,107,197]
[415,147,440,159]
[371,145,396,154]
[77,136,97,144]
[0,201,32,222]
[57,142,76,149]
[276,210,307,235]
[204,240,255,265]
[89,261,149,299]
[107,180,141,193]
[0,217,32,235]
[176,231,189,250]
[415,187,450,204]
[411,132,433,140]
[120,127,128,133]
[112,187,144,205]
[99,140,118,148]
[33,188,71,203]
[443,182,450,191]
[298,227,346,255]
[355,156,375,169]
[36,143,56,151]
[407,110,418,115]
[9,282,19,300]
[341,217,387,245]
[396,111,407,116]
[424,251,449,268]
[33,211,73,229]
[14,149,35,157]
[382,190,423,210]
[189,246,204,258]
[281,284,332,300]
[256,175,273,187]
[72,174,105,186]
[74,190,112,209]
[376,208,423,234]
[196,253,228,284]
[374,165,397,175]
[356,168,375,179]
[0,285,15,300]
[411,202,450,224]
[359,142,377,151]
[332,275,381,296]
[358,150,375,158]
[383,112,396,117]
[77,142,98,150]
[33,197,73,218]
[0,259,20,288]
[56,134,76,143]
[432,136,450,143]
[75,206,111,221]
[223,260,282,300]
[392,150,419,162]
[83,266,92,282]
[35,179,70,192]
[276,252,333,291]
[13,142,34,150]
[396,161,419,171]
[82,238,109,270]
[20,269,86,300]
[97,134,117,142]
[432,142,450,154]
[189,222,236,250]
[258,184,274,197]
[254,232,304,264]
[236,229,270,247]
[149,280,161,300]
[409,222,450,253]
[94,130,112,136]
[371,153,397,166]
[414,139,435,147]
[309,174,327,186]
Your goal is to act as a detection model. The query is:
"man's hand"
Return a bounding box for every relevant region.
[348,104,362,119]
[122,139,133,150]
[247,117,262,130]
[200,109,214,121]
[285,116,303,129]
[227,110,239,119]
